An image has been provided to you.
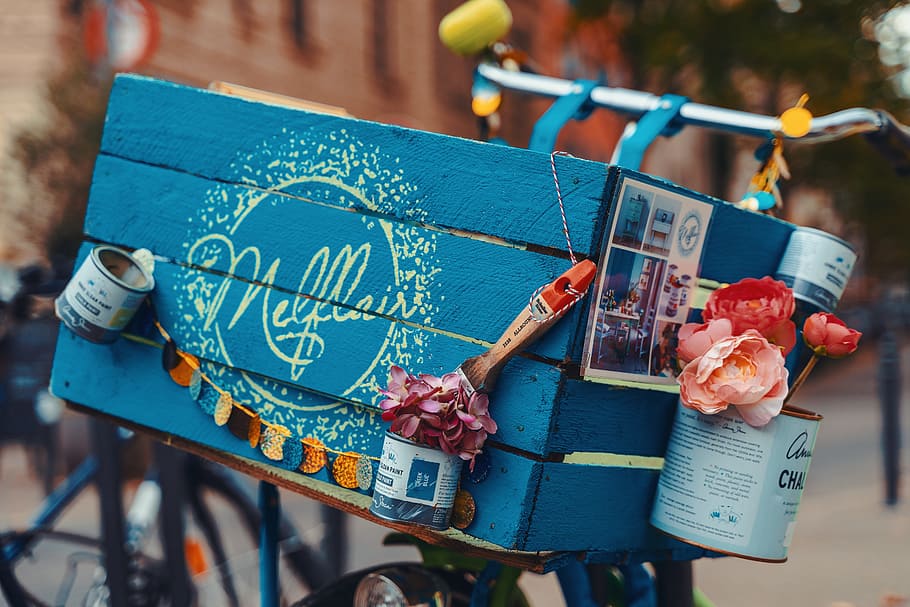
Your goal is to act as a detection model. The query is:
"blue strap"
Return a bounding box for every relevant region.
[619,563,657,607]
[258,481,280,607]
[529,79,600,153]
[470,560,503,607]
[555,560,598,607]
[614,94,688,170]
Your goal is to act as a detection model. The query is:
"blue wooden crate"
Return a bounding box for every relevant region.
[50,75,796,564]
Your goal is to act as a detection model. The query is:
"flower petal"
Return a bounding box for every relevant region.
[478,415,498,433]
[417,399,443,413]
[735,395,784,428]
[455,409,477,425]
[468,393,490,416]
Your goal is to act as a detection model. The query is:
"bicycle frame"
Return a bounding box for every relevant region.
[0,457,98,606]
[0,420,331,607]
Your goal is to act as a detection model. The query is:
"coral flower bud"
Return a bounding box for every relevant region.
[802,313,862,358]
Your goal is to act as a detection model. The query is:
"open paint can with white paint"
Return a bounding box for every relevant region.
[650,403,821,562]
[370,431,463,530]
[774,226,855,314]
[55,245,155,343]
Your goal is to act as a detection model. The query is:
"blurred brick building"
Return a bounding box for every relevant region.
[86,0,628,154]
[1,0,713,264]
[0,2,60,264]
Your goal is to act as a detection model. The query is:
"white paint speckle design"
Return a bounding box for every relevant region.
[174,127,440,450]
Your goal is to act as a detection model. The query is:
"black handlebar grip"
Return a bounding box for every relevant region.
[864,110,910,177]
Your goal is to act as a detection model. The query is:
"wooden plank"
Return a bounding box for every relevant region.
[99,74,613,255]
[452,450,542,551]
[208,81,350,116]
[51,327,671,557]
[139,254,564,455]
[63,241,690,459]
[51,327,690,556]
[521,462,703,554]
[96,75,795,283]
[550,379,679,456]
[84,155,583,362]
[57,243,573,459]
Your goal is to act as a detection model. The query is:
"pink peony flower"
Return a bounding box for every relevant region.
[802,313,862,358]
[677,330,789,427]
[704,276,797,355]
[677,318,734,364]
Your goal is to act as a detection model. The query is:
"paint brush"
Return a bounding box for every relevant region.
[455,260,596,395]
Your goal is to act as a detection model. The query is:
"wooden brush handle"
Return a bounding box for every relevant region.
[459,260,596,392]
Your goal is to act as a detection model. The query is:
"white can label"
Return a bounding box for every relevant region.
[373,434,460,507]
[775,229,855,311]
[651,405,819,560]
[68,257,144,329]
[370,432,463,529]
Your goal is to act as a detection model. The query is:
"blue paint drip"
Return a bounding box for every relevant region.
[466,451,491,484]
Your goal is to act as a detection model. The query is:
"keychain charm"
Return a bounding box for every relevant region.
[738,94,811,215]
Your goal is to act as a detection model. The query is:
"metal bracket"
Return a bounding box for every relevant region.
[259,481,280,607]
[469,560,503,607]
[613,94,688,170]
[555,560,599,607]
[529,79,600,153]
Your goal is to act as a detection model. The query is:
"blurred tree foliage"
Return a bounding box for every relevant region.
[567,0,910,281]
[10,31,111,263]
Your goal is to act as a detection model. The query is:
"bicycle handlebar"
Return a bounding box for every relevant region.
[862,109,910,176]
[477,63,900,143]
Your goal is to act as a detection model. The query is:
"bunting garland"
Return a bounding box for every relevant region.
[149,317,481,528]
[153,321,377,491]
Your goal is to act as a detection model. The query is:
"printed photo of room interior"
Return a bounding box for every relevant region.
[589,249,666,375]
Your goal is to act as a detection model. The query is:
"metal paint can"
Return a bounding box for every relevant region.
[370,431,464,530]
[665,283,681,317]
[774,227,855,313]
[650,403,821,562]
[678,274,691,309]
[663,264,678,294]
[55,245,155,343]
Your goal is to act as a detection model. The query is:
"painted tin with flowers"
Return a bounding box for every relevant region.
[650,275,861,561]
[651,404,820,561]
[370,367,497,529]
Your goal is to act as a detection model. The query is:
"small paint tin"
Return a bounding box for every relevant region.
[650,403,821,562]
[678,274,691,308]
[663,264,678,294]
[774,227,855,313]
[55,245,155,343]
[370,431,463,530]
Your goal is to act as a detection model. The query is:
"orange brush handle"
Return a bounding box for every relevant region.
[539,259,597,314]
[455,259,598,394]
